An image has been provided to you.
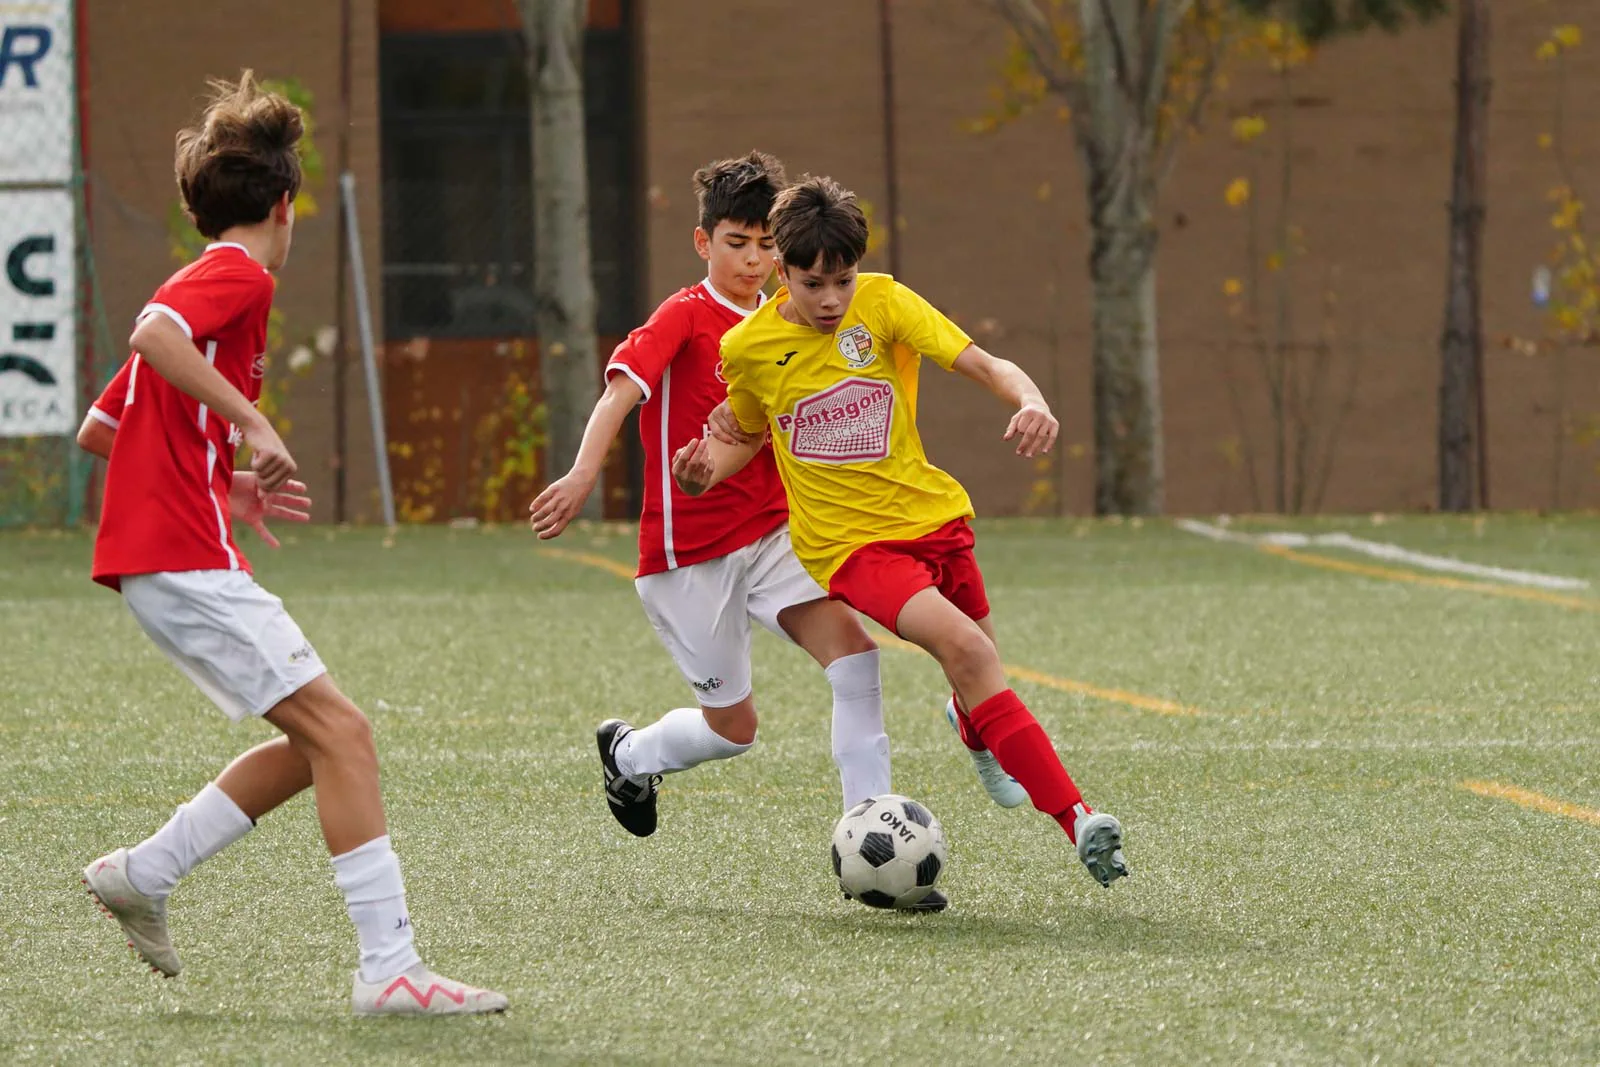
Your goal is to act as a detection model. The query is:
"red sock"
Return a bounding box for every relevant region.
[968,689,1090,842]
[949,692,984,752]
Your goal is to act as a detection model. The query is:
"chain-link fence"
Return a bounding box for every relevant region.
[0,0,114,528]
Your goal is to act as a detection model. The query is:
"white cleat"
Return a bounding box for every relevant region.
[944,699,1028,808]
[82,847,180,977]
[352,964,509,1017]
[1075,810,1130,888]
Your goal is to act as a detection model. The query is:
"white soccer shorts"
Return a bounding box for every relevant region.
[121,570,328,722]
[634,524,827,708]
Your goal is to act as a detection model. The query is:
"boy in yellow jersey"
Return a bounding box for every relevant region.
[673,176,1128,888]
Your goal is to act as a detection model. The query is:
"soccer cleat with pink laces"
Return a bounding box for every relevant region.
[351,964,509,1016]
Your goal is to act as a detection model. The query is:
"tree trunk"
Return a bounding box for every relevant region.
[1438,0,1490,512]
[1075,0,1166,516]
[521,0,600,515]
[1087,201,1164,516]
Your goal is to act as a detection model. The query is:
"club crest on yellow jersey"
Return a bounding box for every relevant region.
[835,324,876,369]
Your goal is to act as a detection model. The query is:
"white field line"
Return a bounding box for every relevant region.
[1176,519,1590,591]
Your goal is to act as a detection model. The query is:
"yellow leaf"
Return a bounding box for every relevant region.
[1266,251,1284,272]
[1536,40,1558,61]
[1231,115,1267,144]
[1222,277,1243,297]
[1552,24,1581,49]
[1036,182,1052,202]
[1224,177,1251,208]
[1538,132,1554,150]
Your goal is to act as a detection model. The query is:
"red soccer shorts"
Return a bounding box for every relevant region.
[828,519,991,634]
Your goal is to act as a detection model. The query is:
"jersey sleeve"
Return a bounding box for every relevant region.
[883,281,974,370]
[720,334,768,435]
[140,266,275,344]
[605,294,693,402]
[87,358,134,428]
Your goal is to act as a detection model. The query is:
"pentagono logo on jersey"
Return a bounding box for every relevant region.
[775,377,894,464]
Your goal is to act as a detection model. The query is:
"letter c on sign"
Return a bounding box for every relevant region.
[7,236,54,297]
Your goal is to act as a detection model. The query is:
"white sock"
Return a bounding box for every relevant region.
[826,650,890,810]
[125,782,255,899]
[616,707,753,778]
[331,834,422,984]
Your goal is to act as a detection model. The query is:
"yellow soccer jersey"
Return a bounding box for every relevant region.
[720,273,976,585]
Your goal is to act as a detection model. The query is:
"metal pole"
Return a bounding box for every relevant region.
[331,0,353,522]
[339,171,396,528]
[877,0,902,279]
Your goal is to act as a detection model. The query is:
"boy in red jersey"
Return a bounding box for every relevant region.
[530,154,927,902]
[78,73,507,1014]
[678,176,1129,888]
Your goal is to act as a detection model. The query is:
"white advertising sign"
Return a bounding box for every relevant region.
[0,0,74,183]
[0,189,75,436]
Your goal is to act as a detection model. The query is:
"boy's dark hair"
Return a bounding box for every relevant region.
[693,151,787,236]
[175,70,304,238]
[770,176,869,274]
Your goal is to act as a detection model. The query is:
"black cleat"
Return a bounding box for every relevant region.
[597,719,659,837]
[904,889,949,913]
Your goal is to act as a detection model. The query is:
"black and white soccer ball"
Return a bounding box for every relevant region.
[830,793,948,909]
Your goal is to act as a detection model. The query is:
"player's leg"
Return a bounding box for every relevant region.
[776,598,890,810]
[598,554,759,836]
[85,572,506,1010]
[267,676,507,1014]
[109,737,311,931]
[936,611,1027,808]
[896,589,1127,886]
[746,526,889,812]
[84,572,316,977]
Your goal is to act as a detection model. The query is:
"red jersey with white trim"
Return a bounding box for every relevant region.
[605,280,787,577]
[92,243,275,590]
[87,356,133,429]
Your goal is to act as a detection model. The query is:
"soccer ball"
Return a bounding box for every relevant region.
[830,793,948,909]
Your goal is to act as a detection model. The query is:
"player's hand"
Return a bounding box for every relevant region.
[244,417,297,492]
[1004,401,1058,458]
[707,401,758,447]
[528,471,595,540]
[230,472,311,549]
[671,437,716,497]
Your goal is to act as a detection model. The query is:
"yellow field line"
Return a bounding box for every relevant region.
[542,547,1204,717]
[540,546,637,581]
[1258,543,1600,612]
[1459,780,1600,828]
[868,629,1201,716]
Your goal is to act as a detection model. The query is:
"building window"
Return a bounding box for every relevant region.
[379,19,635,340]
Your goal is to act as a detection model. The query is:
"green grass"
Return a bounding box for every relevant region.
[2,516,1598,1065]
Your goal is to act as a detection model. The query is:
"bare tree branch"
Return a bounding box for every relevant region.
[1141,0,1191,120]
[985,0,1094,147]
[1155,0,1228,188]
[986,0,1077,92]
[1095,0,1137,98]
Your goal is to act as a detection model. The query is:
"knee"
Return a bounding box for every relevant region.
[288,695,375,761]
[842,629,879,658]
[937,625,998,680]
[704,704,758,747]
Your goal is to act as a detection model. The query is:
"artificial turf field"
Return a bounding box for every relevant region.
[2,515,1597,1065]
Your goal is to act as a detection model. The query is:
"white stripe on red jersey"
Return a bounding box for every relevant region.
[92,244,275,590]
[604,279,788,577]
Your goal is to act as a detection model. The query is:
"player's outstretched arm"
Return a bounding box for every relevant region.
[671,434,762,497]
[529,373,644,539]
[129,313,297,490]
[951,344,1059,458]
